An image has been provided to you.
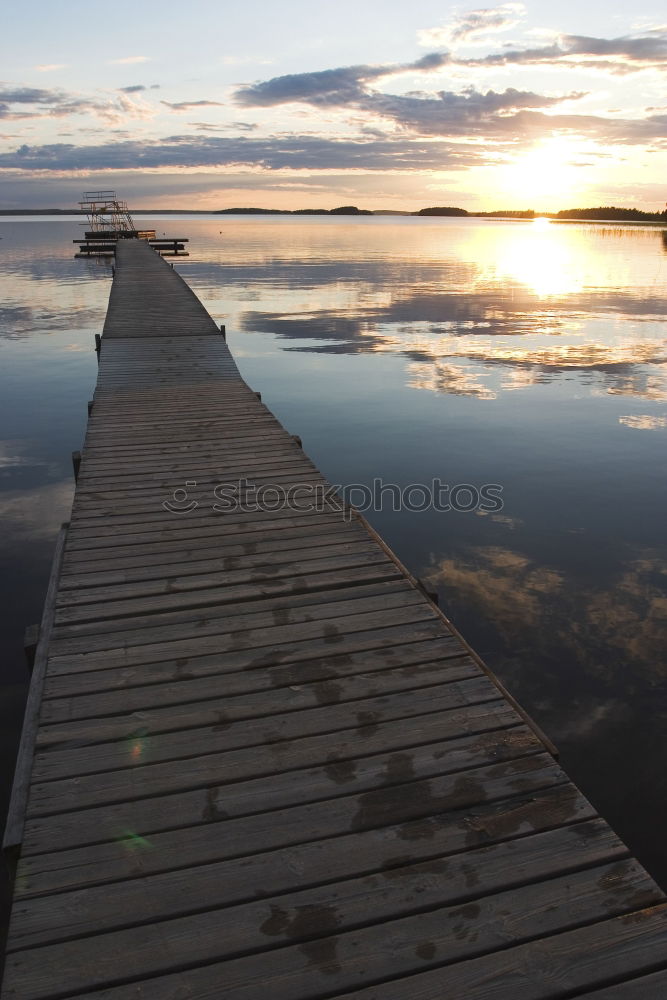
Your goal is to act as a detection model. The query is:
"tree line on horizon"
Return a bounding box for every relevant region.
[415,206,667,221]
[3,204,667,221]
[213,204,667,220]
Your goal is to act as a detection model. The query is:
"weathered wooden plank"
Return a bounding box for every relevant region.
[77,453,310,485]
[39,644,477,724]
[63,502,347,542]
[61,509,350,555]
[53,560,400,627]
[31,687,509,800]
[573,970,667,998]
[320,905,667,1000]
[47,583,422,656]
[10,821,629,951]
[56,553,398,624]
[67,493,344,531]
[17,781,593,899]
[70,473,329,519]
[77,454,315,484]
[45,602,439,676]
[5,237,662,1000]
[58,530,377,582]
[5,862,661,1000]
[21,753,566,856]
[38,690,501,784]
[41,623,458,697]
[59,527,375,578]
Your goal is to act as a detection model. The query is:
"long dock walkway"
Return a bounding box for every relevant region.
[3,239,667,998]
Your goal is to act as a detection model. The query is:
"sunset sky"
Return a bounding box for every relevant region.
[1,0,667,211]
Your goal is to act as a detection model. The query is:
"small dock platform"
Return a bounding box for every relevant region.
[74,237,189,258]
[3,240,667,998]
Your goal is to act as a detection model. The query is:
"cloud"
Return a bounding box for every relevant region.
[119,85,147,94]
[235,53,450,108]
[34,64,67,72]
[108,56,150,65]
[233,58,602,142]
[0,86,62,104]
[160,100,225,111]
[0,84,157,124]
[0,84,149,122]
[619,414,667,430]
[354,88,587,138]
[188,120,257,132]
[232,54,667,146]
[418,4,526,47]
[0,134,480,172]
[462,31,667,74]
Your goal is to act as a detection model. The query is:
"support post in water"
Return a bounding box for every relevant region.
[23,625,39,673]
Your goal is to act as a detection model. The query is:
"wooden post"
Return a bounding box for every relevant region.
[416,577,439,606]
[94,334,101,354]
[23,625,40,673]
[220,324,226,339]
[292,434,303,448]
[71,451,81,482]
[87,400,94,416]
[254,391,262,401]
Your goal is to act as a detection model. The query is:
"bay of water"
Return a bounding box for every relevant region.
[1,215,666,923]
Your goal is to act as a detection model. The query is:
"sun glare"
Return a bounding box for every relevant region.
[498,137,586,209]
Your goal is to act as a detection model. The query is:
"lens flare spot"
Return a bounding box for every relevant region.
[117,830,153,851]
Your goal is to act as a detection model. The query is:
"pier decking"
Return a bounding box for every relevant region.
[3,239,667,998]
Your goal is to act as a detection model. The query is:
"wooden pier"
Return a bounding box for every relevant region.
[74,236,189,258]
[3,239,667,998]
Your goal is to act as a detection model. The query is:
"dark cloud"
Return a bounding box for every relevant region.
[464,32,667,74]
[188,121,257,132]
[233,57,589,139]
[230,45,667,145]
[161,99,225,111]
[0,134,482,171]
[0,86,60,104]
[236,66,386,107]
[235,53,450,108]
[119,85,146,94]
[359,87,586,137]
[3,96,665,177]
[0,84,150,121]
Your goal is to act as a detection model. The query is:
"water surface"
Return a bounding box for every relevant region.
[1,216,666,913]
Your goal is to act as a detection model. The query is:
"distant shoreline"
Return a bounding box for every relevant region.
[1,206,666,225]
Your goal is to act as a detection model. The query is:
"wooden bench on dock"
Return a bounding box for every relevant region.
[3,239,667,999]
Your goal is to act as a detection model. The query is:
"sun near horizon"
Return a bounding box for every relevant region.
[1,1,666,213]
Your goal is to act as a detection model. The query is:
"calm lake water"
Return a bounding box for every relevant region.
[1,215,666,922]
